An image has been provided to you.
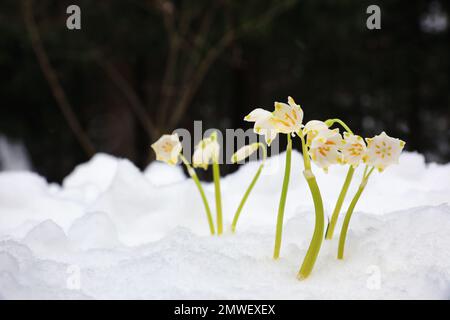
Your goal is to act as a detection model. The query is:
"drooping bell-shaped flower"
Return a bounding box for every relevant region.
[364,131,405,172]
[244,108,278,146]
[271,96,304,135]
[309,128,343,172]
[192,132,220,170]
[341,132,367,168]
[303,120,328,145]
[151,133,182,165]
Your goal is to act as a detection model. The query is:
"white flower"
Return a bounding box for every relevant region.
[244,108,278,146]
[364,132,405,172]
[271,96,304,135]
[192,132,220,170]
[151,133,182,165]
[303,120,328,145]
[231,143,260,163]
[341,132,367,167]
[309,128,343,172]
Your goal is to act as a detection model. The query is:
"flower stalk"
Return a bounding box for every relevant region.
[325,166,354,239]
[337,166,374,259]
[180,155,215,235]
[212,156,223,235]
[231,143,266,233]
[323,118,356,240]
[297,131,325,280]
[325,118,353,134]
[273,134,292,259]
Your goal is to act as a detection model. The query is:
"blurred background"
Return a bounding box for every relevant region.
[0,0,449,182]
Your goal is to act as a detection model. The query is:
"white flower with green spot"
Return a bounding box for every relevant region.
[271,96,304,135]
[364,131,405,172]
[151,133,182,165]
[309,128,343,172]
[341,132,367,168]
[303,120,328,145]
[244,108,278,146]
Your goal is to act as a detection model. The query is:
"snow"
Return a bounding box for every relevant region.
[0,135,32,172]
[0,151,449,299]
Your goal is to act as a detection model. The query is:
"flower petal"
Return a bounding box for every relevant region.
[244,108,272,122]
[231,143,259,163]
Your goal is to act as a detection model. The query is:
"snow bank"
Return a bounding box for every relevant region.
[0,151,449,299]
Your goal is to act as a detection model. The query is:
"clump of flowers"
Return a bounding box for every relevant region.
[336,131,405,259]
[152,96,406,281]
[244,98,405,279]
[245,97,304,260]
[151,133,216,235]
[152,131,227,236]
[303,118,406,260]
[246,97,326,280]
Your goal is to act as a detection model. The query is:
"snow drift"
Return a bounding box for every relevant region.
[0,151,449,299]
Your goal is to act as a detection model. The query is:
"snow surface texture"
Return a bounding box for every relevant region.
[0,151,449,299]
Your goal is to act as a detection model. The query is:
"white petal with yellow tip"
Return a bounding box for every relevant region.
[231,143,260,163]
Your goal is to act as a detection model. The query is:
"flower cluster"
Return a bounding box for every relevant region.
[302,122,405,173]
[245,98,405,278]
[151,95,406,280]
[245,99,404,173]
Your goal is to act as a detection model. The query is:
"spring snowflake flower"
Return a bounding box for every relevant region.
[303,120,328,145]
[192,133,220,170]
[245,96,303,144]
[231,143,260,163]
[244,108,278,145]
[341,132,367,168]
[309,128,343,172]
[151,133,182,165]
[364,131,405,172]
[271,96,304,135]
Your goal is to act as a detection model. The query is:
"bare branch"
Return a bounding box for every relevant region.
[22,0,96,157]
[168,31,235,128]
[167,0,296,129]
[158,35,180,124]
[94,55,159,140]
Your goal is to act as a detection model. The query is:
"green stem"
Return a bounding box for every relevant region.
[231,144,266,233]
[231,163,264,233]
[212,159,223,235]
[180,155,215,235]
[337,185,365,259]
[273,134,292,259]
[324,118,354,134]
[297,132,325,280]
[325,166,355,240]
[337,167,374,259]
[323,118,355,240]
